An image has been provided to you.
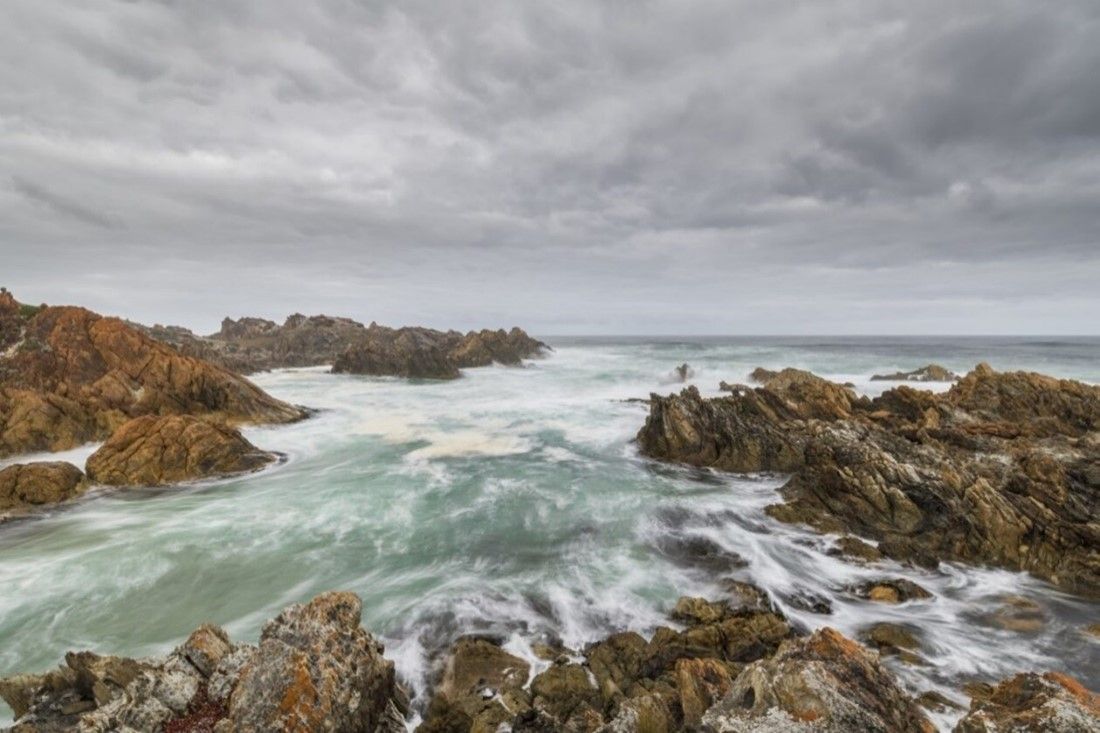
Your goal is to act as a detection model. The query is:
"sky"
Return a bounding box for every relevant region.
[1,1,1098,335]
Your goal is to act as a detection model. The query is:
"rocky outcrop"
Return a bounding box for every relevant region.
[449,328,547,368]
[702,628,934,732]
[871,364,959,382]
[85,415,276,486]
[333,324,462,380]
[138,312,547,378]
[0,461,86,518]
[953,672,1100,732]
[637,364,1100,597]
[417,589,795,732]
[333,324,547,380]
[0,592,408,733]
[0,296,306,458]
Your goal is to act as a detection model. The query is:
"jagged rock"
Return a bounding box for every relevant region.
[0,461,86,517]
[637,364,1100,597]
[701,627,935,732]
[676,657,733,727]
[0,297,305,458]
[449,328,547,368]
[828,536,883,563]
[953,672,1100,732]
[871,364,959,382]
[222,592,406,732]
[85,415,275,486]
[0,592,408,732]
[673,363,693,382]
[418,636,531,732]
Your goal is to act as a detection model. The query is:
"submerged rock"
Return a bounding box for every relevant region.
[953,672,1100,732]
[85,415,276,486]
[702,627,935,732]
[0,592,408,733]
[637,364,1100,597]
[0,295,306,458]
[0,461,86,518]
[871,364,959,382]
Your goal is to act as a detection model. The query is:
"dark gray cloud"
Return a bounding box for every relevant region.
[1,0,1097,334]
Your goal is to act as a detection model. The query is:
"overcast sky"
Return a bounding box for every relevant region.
[2,1,1098,334]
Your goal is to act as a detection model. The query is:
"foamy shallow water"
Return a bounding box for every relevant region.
[1,336,1098,730]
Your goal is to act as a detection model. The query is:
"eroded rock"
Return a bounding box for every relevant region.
[953,672,1100,732]
[637,364,1100,597]
[85,415,275,486]
[701,627,934,732]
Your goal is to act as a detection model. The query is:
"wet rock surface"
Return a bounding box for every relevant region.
[637,363,1100,597]
[0,461,86,518]
[701,627,935,732]
[953,672,1100,732]
[0,592,407,733]
[84,415,276,486]
[0,294,306,458]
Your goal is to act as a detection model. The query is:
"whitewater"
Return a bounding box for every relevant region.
[2,336,1098,730]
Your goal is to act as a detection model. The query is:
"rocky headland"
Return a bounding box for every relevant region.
[3,588,1095,732]
[0,292,306,460]
[638,364,1100,598]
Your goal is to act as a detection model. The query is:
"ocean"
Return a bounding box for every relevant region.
[2,336,1098,730]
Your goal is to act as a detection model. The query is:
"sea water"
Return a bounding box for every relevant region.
[1,336,1098,730]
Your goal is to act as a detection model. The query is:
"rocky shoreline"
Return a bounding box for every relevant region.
[2,289,1098,731]
[3,587,1096,732]
[638,365,1100,598]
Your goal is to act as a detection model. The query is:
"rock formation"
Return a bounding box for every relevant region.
[0,461,86,518]
[333,324,547,380]
[333,324,462,380]
[85,415,276,486]
[637,364,1100,597]
[0,592,408,733]
[137,311,548,378]
[0,294,305,458]
[702,628,935,732]
[871,364,959,382]
[953,672,1100,732]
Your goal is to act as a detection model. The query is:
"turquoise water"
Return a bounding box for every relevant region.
[1,337,1098,730]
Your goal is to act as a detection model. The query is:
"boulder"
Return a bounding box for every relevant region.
[85,415,276,486]
[748,367,779,384]
[871,364,959,382]
[953,672,1100,732]
[449,327,547,368]
[0,461,86,516]
[702,627,934,732]
[419,636,532,732]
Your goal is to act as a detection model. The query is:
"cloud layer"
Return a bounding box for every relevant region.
[2,1,1098,333]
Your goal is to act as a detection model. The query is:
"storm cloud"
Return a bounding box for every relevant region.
[1,0,1098,333]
